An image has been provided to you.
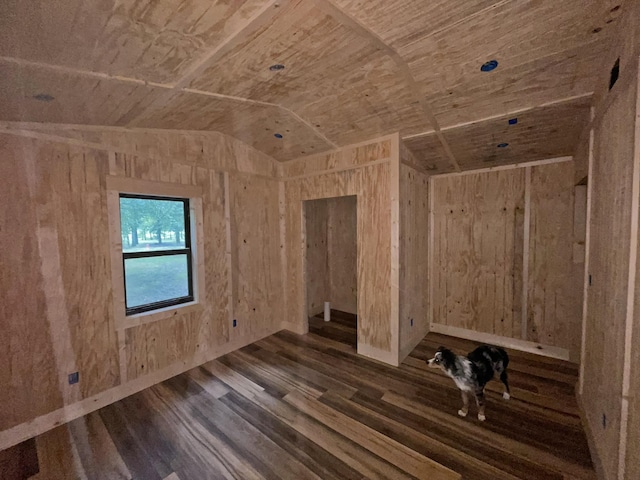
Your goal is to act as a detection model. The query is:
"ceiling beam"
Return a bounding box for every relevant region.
[312,0,461,172]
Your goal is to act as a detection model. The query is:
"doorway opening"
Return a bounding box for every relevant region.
[304,195,357,349]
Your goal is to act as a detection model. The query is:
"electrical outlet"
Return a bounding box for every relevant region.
[233,319,237,327]
[68,372,79,385]
[410,318,414,327]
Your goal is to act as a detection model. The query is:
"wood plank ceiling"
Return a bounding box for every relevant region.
[0,0,625,169]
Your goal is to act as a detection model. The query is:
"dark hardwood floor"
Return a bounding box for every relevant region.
[22,311,595,479]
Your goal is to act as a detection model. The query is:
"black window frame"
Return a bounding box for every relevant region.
[120,193,194,316]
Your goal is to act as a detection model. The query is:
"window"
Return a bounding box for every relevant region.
[119,194,194,315]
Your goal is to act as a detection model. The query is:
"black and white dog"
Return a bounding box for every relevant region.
[427,345,510,421]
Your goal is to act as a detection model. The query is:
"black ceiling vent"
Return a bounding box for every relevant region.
[609,58,620,90]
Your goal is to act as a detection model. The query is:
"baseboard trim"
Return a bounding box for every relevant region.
[0,326,280,452]
[430,323,571,361]
[576,392,608,480]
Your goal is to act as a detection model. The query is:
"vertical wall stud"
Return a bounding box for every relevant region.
[522,166,531,341]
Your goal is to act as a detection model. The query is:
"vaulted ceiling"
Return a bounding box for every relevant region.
[0,0,624,172]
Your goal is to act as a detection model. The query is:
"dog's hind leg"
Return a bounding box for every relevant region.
[458,391,469,417]
[500,370,511,400]
[475,389,486,421]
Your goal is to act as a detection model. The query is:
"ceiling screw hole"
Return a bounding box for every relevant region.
[33,93,55,102]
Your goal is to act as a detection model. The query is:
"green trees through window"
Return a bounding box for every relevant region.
[120,196,187,250]
[119,195,194,314]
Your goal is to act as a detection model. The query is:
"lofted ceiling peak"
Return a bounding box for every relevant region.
[0,0,624,169]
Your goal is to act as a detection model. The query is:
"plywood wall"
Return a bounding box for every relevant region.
[282,135,397,364]
[527,161,584,356]
[582,77,636,480]
[579,66,639,480]
[305,199,330,316]
[431,161,584,360]
[398,146,430,361]
[0,136,119,431]
[0,126,283,449]
[327,196,358,315]
[577,2,640,478]
[229,173,283,339]
[628,159,640,480]
[432,168,526,339]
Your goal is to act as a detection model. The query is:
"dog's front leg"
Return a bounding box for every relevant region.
[475,389,486,421]
[458,391,469,417]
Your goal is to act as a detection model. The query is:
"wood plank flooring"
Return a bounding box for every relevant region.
[18,310,595,479]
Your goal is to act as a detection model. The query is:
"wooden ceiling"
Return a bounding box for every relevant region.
[0,0,625,167]
[405,96,592,173]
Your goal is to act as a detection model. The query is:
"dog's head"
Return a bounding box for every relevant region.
[426,346,456,371]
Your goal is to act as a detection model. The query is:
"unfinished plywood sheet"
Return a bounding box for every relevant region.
[432,161,584,356]
[405,97,591,173]
[331,0,499,49]
[402,1,619,91]
[327,196,358,314]
[0,134,120,431]
[629,152,640,480]
[527,161,583,360]
[135,90,333,161]
[432,169,526,338]
[229,173,283,339]
[447,98,590,170]
[0,0,624,155]
[309,0,614,132]
[582,61,638,478]
[332,0,619,68]
[281,138,392,178]
[402,133,452,174]
[189,1,428,144]
[0,135,64,430]
[399,159,429,360]
[573,126,591,185]
[125,310,211,380]
[20,126,281,178]
[305,199,330,316]
[424,43,607,129]
[356,162,392,354]
[590,0,640,108]
[0,60,164,126]
[0,0,274,84]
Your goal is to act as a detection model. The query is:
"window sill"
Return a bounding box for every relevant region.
[116,301,204,331]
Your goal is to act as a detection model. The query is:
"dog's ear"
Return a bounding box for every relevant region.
[439,347,456,367]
